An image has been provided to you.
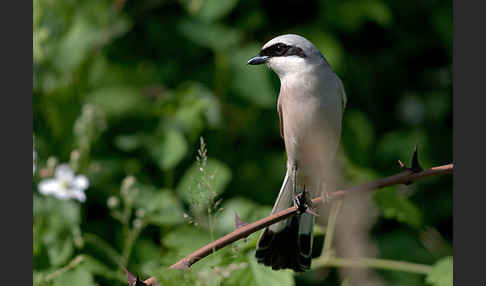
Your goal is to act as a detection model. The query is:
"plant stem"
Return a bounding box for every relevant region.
[37,255,85,284]
[322,199,343,257]
[312,257,433,274]
[121,190,134,265]
[122,221,145,266]
[208,206,216,250]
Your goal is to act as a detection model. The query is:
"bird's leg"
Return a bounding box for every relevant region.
[291,163,298,201]
[291,163,301,211]
[291,163,318,216]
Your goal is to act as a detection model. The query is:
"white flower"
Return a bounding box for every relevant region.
[38,164,89,202]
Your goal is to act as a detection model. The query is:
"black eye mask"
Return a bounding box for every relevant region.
[259,43,307,58]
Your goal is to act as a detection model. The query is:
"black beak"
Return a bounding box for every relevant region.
[247,55,269,65]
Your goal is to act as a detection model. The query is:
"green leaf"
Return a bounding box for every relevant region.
[374,187,422,228]
[178,19,241,51]
[81,255,125,282]
[337,0,392,31]
[177,158,232,205]
[162,82,222,138]
[133,188,185,226]
[343,156,380,184]
[149,129,188,171]
[365,1,393,27]
[114,134,144,152]
[162,226,213,257]
[47,237,74,267]
[34,196,81,266]
[52,266,94,286]
[192,0,240,22]
[217,197,271,233]
[54,15,98,73]
[34,195,81,226]
[342,111,375,164]
[83,233,124,268]
[155,268,199,286]
[86,86,148,117]
[377,229,433,264]
[426,256,453,286]
[224,253,294,286]
[230,44,275,108]
[133,239,162,268]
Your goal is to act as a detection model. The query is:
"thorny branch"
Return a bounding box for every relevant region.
[128,155,453,285]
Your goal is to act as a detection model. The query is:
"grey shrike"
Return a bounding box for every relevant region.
[248,34,347,272]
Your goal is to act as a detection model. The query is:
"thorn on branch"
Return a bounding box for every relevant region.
[234,211,248,229]
[398,145,424,185]
[123,267,147,286]
[135,276,147,286]
[411,144,424,173]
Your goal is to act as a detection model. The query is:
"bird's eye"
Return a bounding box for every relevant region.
[260,43,289,57]
[275,44,287,55]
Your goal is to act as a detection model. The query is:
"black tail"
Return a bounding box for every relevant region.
[255,214,313,272]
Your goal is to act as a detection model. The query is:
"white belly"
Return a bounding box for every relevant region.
[279,75,343,190]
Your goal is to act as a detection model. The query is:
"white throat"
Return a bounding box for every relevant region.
[265,56,312,79]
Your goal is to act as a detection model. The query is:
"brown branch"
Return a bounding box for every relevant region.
[141,163,452,285]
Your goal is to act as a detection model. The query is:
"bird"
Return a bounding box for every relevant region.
[247,34,347,272]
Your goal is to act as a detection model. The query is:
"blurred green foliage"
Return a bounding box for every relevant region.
[33,0,452,285]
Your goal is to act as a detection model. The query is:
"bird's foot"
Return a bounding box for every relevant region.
[293,186,319,216]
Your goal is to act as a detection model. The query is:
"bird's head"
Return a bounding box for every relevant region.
[248,34,327,78]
